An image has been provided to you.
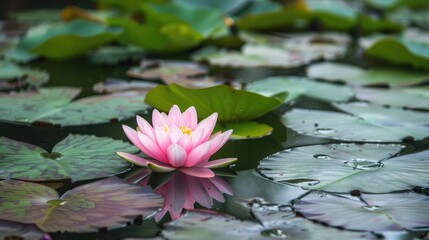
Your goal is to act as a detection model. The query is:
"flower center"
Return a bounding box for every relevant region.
[180,126,192,135]
[163,125,169,132]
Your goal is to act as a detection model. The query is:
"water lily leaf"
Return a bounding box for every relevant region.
[194,33,349,68]
[215,121,273,139]
[355,87,429,110]
[0,177,163,232]
[0,134,136,182]
[283,103,429,142]
[173,0,249,13]
[258,143,429,192]
[145,83,285,122]
[10,19,121,60]
[0,61,49,90]
[96,0,166,12]
[0,220,47,240]
[389,8,429,29]
[0,87,149,126]
[161,209,375,239]
[307,62,429,86]
[10,9,61,24]
[305,0,358,31]
[87,45,146,64]
[365,0,429,10]
[246,76,354,103]
[294,191,429,231]
[230,0,282,17]
[93,78,159,94]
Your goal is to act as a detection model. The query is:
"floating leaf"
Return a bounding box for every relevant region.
[215,121,273,139]
[10,9,61,24]
[161,208,375,239]
[87,45,146,64]
[307,62,429,86]
[389,8,429,29]
[93,78,159,93]
[0,134,136,182]
[0,177,163,232]
[0,220,47,240]
[145,83,284,122]
[283,103,429,142]
[0,61,49,90]
[173,0,249,13]
[305,0,358,31]
[365,0,429,10]
[0,87,149,126]
[246,76,354,103]
[194,33,349,68]
[10,19,121,60]
[355,87,429,110]
[294,192,429,231]
[258,143,429,192]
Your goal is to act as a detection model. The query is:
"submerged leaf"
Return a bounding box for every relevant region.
[283,103,429,142]
[295,192,429,231]
[0,177,163,232]
[145,83,284,122]
[258,143,429,192]
[0,135,136,182]
[246,76,354,103]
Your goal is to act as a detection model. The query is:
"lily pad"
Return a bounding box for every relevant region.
[9,19,121,61]
[0,61,49,90]
[173,0,249,13]
[0,177,163,232]
[389,8,429,29]
[161,208,374,239]
[283,103,429,142]
[0,220,47,240]
[246,76,354,103]
[258,143,429,192]
[87,45,146,64]
[305,0,358,31]
[215,121,273,139]
[93,78,159,93]
[355,87,429,110]
[0,134,136,182]
[145,83,285,122]
[365,0,429,10]
[294,191,429,231]
[0,87,149,126]
[307,62,429,86]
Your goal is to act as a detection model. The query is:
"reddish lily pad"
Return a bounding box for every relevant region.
[0,134,136,182]
[0,220,48,240]
[0,87,149,126]
[93,78,159,94]
[0,177,163,232]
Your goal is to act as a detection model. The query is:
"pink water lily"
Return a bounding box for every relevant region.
[117,105,236,178]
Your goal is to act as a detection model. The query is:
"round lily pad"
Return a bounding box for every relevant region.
[0,134,136,182]
[258,143,429,193]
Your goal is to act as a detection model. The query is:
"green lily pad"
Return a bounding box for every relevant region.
[294,191,429,231]
[173,0,248,13]
[0,61,49,90]
[0,220,47,240]
[283,103,429,142]
[93,78,159,93]
[307,62,429,86]
[389,8,429,29]
[365,0,429,10]
[10,9,61,24]
[161,208,375,239]
[0,177,163,232]
[215,121,273,139]
[355,87,429,110]
[246,76,354,103]
[9,19,121,61]
[306,0,358,31]
[87,45,146,64]
[0,134,136,182]
[145,83,285,122]
[96,0,166,12]
[258,143,429,193]
[0,87,149,126]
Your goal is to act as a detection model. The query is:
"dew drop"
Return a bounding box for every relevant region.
[261,229,290,238]
[343,159,384,171]
[313,154,331,160]
[362,205,382,212]
[315,128,337,134]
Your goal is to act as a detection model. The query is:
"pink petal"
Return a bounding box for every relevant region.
[179,167,215,178]
[136,115,155,141]
[194,112,218,143]
[205,130,233,160]
[200,179,224,202]
[152,109,167,127]
[184,141,211,167]
[167,144,187,167]
[184,174,212,207]
[168,173,187,212]
[154,126,171,152]
[180,106,198,129]
[178,134,192,153]
[190,127,205,149]
[209,177,234,195]
[167,105,182,126]
[116,152,173,170]
[168,126,181,144]
[196,158,237,169]
[137,131,168,162]
[122,125,146,152]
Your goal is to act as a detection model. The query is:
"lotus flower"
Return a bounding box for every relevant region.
[117,105,236,178]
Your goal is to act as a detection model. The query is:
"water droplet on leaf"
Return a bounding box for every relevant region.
[313,154,331,159]
[362,205,382,212]
[343,159,384,171]
[315,128,336,134]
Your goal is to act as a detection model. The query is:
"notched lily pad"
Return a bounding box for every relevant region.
[294,191,429,231]
[0,61,49,90]
[307,62,429,86]
[0,177,163,232]
[0,87,149,126]
[246,76,354,103]
[283,103,429,142]
[258,143,429,193]
[0,134,136,182]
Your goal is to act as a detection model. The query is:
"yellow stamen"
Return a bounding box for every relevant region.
[163,125,169,132]
[180,126,192,136]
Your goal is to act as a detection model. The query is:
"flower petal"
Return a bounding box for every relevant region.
[147,162,176,173]
[205,130,233,160]
[194,112,217,142]
[190,127,204,149]
[209,177,234,195]
[196,158,237,169]
[184,141,211,167]
[180,106,198,129]
[136,115,155,140]
[179,167,215,178]
[167,144,187,167]
[137,131,168,162]
[152,109,167,127]
[184,173,212,207]
[154,126,171,152]
[116,152,172,169]
[167,105,182,126]
[178,134,192,153]
[200,178,224,202]
[122,125,146,152]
